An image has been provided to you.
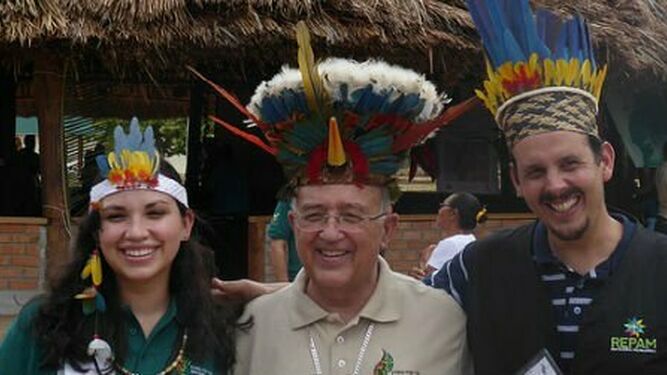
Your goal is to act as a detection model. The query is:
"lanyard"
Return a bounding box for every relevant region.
[308,322,375,375]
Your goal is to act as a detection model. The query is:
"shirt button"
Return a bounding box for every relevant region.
[336,336,345,344]
[573,306,582,315]
[337,359,346,368]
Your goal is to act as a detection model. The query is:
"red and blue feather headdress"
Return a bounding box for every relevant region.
[190,22,476,198]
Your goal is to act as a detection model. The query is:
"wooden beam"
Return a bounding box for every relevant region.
[33,55,70,286]
[185,80,203,207]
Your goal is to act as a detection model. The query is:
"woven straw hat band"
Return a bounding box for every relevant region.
[498,89,599,149]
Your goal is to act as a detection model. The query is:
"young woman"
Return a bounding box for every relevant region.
[0,119,235,374]
[410,192,487,280]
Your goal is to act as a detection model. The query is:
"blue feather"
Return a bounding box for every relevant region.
[388,93,422,118]
[519,0,550,58]
[350,85,376,114]
[285,118,327,150]
[95,154,110,178]
[113,126,125,156]
[127,118,142,150]
[369,158,400,175]
[142,126,156,154]
[293,90,310,115]
[364,90,391,114]
[95,293,107,313]
[584,21,596,70]
[259,96,287,124]
[503,29,526,62]
[554,21,569,60]
[567,18,580,61]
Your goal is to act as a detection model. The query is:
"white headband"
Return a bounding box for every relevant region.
[90,174,189,208]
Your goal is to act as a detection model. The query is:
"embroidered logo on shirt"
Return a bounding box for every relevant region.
[610,317,657,354]
[373,350,394,375]
[372,350,420,375]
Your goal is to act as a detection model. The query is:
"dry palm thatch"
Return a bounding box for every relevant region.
[534,0,667,81]
[0,0,665,82]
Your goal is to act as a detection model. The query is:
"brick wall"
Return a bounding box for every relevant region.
[0,217,47,314]
[248,213,536,281]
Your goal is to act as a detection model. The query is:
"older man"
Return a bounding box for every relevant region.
[429,1,667,374]
[201,22,472,375]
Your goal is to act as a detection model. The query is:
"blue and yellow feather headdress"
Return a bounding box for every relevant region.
[89,117,188,208]
[466,0,608,148]
[190,22,476,196]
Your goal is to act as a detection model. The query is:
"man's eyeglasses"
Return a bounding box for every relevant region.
[293,211,388,233]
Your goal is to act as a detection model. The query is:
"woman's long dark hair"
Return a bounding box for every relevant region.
[32,163,237,372]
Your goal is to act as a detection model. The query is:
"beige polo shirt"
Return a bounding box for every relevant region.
[234,257,472,375]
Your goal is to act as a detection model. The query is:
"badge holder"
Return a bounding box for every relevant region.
[515,348,563,375]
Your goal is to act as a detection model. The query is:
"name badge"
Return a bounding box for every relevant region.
[516,349,563,375]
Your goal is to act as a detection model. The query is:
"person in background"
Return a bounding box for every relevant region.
[0,119,236,374]
[654,141,667,234]
[196,22,474,375]
[430,1,667,373]
[268,199,302,281]
[410,192,486,280]
[11,134,41,216]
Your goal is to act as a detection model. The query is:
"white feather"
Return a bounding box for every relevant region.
[247,58,447,122]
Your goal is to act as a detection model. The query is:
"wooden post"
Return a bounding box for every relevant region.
[33,55,70,286]
[185,79,203,207]
[0,71,17,215]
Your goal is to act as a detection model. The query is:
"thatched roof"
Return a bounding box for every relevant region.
[1,0,665,83]
[534,0,667,81]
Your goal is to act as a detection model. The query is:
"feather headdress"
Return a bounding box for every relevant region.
[467,0,608,148]
[190,21,476,196]
[89,117,188,207]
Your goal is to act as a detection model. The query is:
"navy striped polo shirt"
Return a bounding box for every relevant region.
[427,215,636,373]
[531,215,635,372]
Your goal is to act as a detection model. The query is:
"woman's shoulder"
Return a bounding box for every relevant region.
[12,294,48,328]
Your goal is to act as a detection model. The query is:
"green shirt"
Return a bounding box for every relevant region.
[0,298,218,374]
[267,200,302,280]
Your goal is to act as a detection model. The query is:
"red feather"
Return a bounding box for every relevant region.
[187,66,270,133]
[306,145,327,183]
[344,141,369,181]
[209,116,278,156]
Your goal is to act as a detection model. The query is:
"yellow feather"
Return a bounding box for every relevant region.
[107,152,119,170]
[296,21,328,115]
[92,253,102,286]
[581,60,592,90]
[81,260,92,279]
[544,59,555,86]
[593,65,608,101]
[498,63,515,81]
[556,59,568,86]
[566,59,580,86]
[485,59,495,81]
[528,53,539,73]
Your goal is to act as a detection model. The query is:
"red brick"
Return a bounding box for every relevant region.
[0,267,24,278]
[11,255,40,267]
[0,225,24,233]
[0,255,10,265]
[12,233,40,243]
[0,280,9,289]
[8,279,38,290]
[22,268,39,278]
[401,231,422,240]
[0,234,13,243]
[0,244,25,255]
